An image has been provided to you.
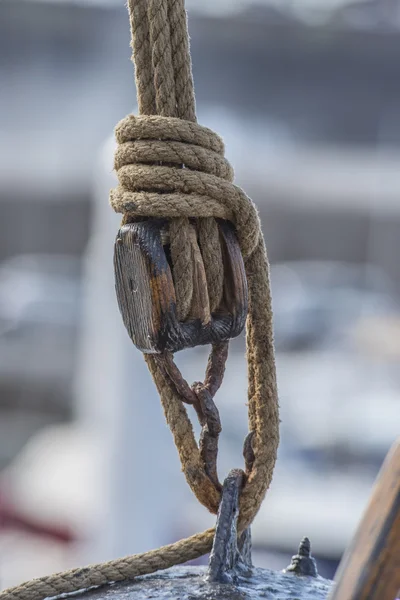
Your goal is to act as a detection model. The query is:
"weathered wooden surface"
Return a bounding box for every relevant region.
[66,566,332,600]
[328,438,400,600]
[114,219,248,353]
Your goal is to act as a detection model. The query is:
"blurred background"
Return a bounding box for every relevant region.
[1,0,400,588]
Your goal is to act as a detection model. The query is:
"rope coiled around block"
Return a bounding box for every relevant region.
[110,115,260,259]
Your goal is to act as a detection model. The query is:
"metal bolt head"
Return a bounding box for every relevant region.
[284,537,318,578]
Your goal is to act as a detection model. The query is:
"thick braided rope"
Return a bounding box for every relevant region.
[0,2,279,599]
[0,248,278,600]
[110,109,279,526]
[127,0,224,318]
[111,115,258,257]
[0,530,215,600]
[145,353,221,513]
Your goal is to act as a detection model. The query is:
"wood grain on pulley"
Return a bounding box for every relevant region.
[114,219,248,353]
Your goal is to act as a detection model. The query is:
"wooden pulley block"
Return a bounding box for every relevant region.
[114,218,248,353]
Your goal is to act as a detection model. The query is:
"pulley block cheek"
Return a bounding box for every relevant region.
[114,218,248,353]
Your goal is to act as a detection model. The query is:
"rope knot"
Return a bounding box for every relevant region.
[110,114,261,319]
[110,114,261,259]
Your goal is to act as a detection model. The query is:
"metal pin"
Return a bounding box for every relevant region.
[207,469,252,583]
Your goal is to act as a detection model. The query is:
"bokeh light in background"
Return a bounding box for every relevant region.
[1,0,400,589]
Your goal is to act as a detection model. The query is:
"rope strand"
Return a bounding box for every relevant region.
[128,0,156,115]
[1,530,215,600]
[128,0,222,320]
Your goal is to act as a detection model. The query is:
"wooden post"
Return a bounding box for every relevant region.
[329,438,400,600]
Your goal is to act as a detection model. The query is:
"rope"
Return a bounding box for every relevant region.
[1,530,215,600]
[127,0,223,319]
[0,1,279,598]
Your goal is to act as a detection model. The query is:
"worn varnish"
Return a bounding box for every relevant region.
[329,438,400,600]
[114,219,248,353]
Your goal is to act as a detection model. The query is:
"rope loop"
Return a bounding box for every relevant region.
[115,115,226,155]
[109,109,280,535]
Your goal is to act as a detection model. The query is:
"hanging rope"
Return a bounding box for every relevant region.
[126,0,224,319]
[0,1,279,599]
